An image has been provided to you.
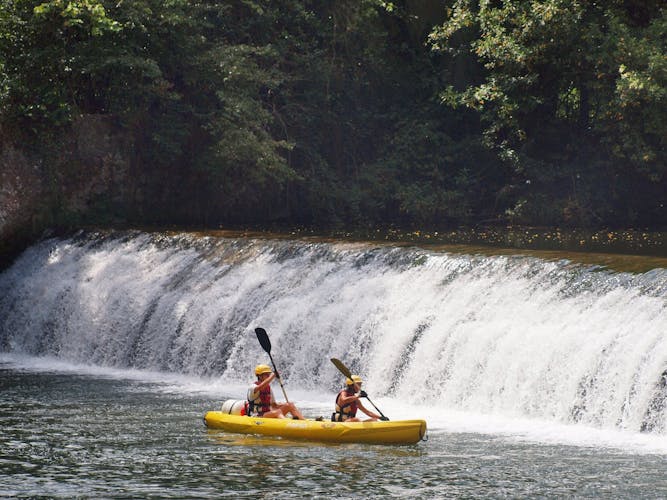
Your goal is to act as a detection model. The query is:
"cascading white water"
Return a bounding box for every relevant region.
[1,230,666,435]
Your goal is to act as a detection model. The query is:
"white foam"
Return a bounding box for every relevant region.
[1,232,666,452]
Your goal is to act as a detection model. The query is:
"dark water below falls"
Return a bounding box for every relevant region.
[2,359,666,498]
[1,230,667,497]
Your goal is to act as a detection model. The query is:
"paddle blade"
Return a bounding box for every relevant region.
[255,327,271,353]
[330,358,352,378]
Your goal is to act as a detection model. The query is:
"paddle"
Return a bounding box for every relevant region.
[330,357,389,421]
[254,327,290,403]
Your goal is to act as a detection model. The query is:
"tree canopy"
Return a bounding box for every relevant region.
[1,0,665,230]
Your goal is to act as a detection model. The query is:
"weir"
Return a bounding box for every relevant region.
[1,230,666,435]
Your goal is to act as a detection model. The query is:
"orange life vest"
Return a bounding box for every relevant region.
[247,382,272,416]
[333,388,357,421]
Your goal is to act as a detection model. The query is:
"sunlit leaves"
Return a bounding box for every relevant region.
[33,0,120,35]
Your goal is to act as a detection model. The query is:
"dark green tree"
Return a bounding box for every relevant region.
[431,0,666,226]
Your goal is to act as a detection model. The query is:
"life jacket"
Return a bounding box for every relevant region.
[332,388,357,422]
[247,381,272,416]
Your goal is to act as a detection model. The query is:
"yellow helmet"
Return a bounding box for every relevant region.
[346,375,363,385]
[255,364,272,375]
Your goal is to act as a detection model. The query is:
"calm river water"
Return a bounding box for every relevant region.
[2,361,666,499]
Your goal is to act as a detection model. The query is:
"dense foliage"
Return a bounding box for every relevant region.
[1,0,665,230]
[432,0,666,227]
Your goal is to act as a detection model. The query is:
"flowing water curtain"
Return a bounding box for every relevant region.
[0,230,666,433]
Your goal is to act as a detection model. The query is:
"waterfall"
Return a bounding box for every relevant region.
[1,230,666,434]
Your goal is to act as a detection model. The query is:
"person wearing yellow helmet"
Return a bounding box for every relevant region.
[332,374,381,422]
[247,364,305,420]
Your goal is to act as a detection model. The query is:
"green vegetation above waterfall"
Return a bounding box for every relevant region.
[1,1,665,243]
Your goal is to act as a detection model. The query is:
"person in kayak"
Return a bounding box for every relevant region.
[332,375,381,422]
[247,364,305,420]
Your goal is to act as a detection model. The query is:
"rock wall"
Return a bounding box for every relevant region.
[0,115,132,268]
[0,132,43,266]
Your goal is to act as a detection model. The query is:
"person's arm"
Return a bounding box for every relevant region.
[255,373,275,391]
[337,391,358,408]
[357,401,380,420]
[248,373,275,400]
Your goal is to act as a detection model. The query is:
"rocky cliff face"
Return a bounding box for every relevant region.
[0,132,44,265]
[0,115,132,267]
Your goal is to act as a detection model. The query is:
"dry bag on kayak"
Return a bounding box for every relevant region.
[221,399,247,415]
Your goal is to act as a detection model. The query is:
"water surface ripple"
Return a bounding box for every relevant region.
[2,367,666,498]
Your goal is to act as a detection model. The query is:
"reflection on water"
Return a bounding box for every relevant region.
[206,429,334,448]
[2,367,667,498]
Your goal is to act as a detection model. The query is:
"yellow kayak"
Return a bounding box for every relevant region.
[203,411,427,445]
